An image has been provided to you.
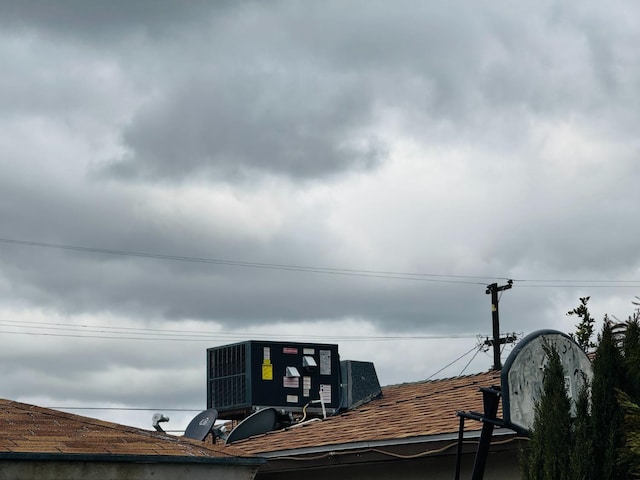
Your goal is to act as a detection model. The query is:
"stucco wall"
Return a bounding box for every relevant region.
[0,460,260,480]
[257,449,521,480]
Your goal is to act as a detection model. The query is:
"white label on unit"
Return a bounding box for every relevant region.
[303,376,311,397]
[303,348,315,355]
[263,347,271,361]
[287,395,298,403]
[320,384,331,403]
[283,377,299,388]
[320,350,331,375]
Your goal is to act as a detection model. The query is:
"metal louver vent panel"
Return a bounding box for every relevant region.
[209,343,247,409]
[210,375,247,408]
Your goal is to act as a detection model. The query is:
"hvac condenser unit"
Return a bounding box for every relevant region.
[340,360,382,410]
[207,341,340,419]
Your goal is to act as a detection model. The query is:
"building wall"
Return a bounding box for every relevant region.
[0,460,260,480]
[256,449,521,480]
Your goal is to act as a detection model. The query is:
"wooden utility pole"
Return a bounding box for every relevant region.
[485,280,513,370]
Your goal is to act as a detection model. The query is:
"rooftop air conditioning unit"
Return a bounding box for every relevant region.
[207,341,340,420]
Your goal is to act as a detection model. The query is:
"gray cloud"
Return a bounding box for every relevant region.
[0,0,218,42]
[109,71,385,181]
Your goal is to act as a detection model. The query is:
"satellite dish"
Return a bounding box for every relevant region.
[225,407,277,444]
[501,329,593,432]
[183,408,218,441]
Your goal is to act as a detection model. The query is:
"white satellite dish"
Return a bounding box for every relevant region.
[501,329,593,432]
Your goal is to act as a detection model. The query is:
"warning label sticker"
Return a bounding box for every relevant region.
[262,347,273,380]
[283,347,298,354]
[262,362,273,380]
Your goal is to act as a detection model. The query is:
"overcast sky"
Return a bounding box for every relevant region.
[1,0,639,431]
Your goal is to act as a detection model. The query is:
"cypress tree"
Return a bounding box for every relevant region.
[523,344,572,480]
[569,378,592,480]
[618,390,640,477]
[623,313,640,404]
[591,317,626,480]
[523,299,640,479]
[617,311,640,476]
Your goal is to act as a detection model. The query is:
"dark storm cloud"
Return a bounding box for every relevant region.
[0,0,217,41]
[6,0,636,182]
[109,72,385,181]
[1,0,391,181]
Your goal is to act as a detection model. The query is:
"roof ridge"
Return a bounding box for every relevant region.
[381,370,499,389]
[0,398,246,457]
[1,398,152,434]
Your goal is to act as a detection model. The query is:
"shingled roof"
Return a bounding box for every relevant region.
[0,398,252,459]
[231,370,504,456]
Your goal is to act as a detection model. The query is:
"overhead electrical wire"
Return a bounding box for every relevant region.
[424,344,480,381]
[458,346,483,376]
[0,237,502,286]
[0,330,477,342]
[1,237,639,287]
[0,318,483,342]
[0,318,479,339]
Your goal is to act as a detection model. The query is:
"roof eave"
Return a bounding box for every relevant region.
[254,427,516,458]
[0,452,265,467]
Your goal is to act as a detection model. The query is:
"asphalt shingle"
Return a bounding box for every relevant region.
[0,398,250,458]
[232,370,502,455]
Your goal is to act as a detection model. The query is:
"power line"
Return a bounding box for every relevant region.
[0,329,482,342]
[425,344,480,380]
[517,284,640,288]
[515,278,640,283]
[0,238,499,285]
[1,238,638,287]
[0,318,483,342]
[459,346,483,376]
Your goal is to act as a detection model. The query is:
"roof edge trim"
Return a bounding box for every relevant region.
[257,428,516,458]
[0,452,265,466]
